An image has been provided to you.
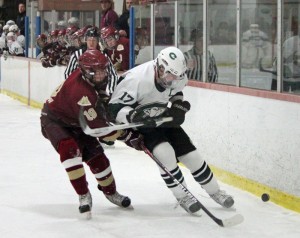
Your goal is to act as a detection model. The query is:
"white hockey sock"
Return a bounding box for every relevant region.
[153,142,187,198]
[178,150,219,195]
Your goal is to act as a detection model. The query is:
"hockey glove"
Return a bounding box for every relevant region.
[118,129,144,151]
[165,100,191,126]
[126,109,157,128]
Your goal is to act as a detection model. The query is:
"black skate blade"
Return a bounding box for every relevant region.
[79,205,92,219]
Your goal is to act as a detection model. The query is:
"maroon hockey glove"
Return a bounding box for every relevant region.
[118,129,144,151]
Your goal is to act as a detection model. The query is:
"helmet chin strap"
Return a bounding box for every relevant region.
[82,74,95,87]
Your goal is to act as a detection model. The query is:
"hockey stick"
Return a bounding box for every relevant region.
[79,107,173,137]
[142,145,244,227]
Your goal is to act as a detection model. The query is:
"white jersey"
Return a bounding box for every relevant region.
[282,35,300,77]
[109,60,188,124]
[0,37,6,49]
[17,35,25,48]
[9,41,24,56]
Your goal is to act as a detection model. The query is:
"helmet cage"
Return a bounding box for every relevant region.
[79,50,109,86]
[9,24,19,34]
[3,25,10,34]
[36,34,48,49]
[58,29,67,46]
[100,26,119,49]
[156,63,182,89]
[155,47,187,89]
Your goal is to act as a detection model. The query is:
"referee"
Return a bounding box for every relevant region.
[184,29,218,82]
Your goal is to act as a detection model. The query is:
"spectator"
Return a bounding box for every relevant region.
[43,20,50,35]
[184,28,218,82]
[241,23,272,69]
[116,0,138,38]
[134,27,149,58]
[148,2,173,45]
[100,26,130,71]
[270,22,300,91]
[100,0,119,29]
[16,2,26,36]
[212,21,234,45]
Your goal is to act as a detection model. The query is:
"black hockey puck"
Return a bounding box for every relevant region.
[261,193,270,202]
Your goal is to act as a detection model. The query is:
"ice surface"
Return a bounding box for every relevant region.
[0,94,299,238]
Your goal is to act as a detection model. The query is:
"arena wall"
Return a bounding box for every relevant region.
[1,56,299,213]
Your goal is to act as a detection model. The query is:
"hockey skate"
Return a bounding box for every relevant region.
[210,190,234,208]
[105,191,131,208]
[99,139,115,148]
[79,191,92,219]
[176,195,201,214]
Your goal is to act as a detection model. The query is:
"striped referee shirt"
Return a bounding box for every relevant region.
[184,47,218,82]
[64,47,118,94]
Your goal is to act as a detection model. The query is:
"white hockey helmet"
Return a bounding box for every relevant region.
[6,32,16,47]
[57,20,67,30]
[67,17,79,27]
[3,25,10,33]
[155,47,187,89]
[6,20,15,26]
[156,47,187,77]
[9,24,19,33]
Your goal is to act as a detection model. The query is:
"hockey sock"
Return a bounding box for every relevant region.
[86,153,116,195]
[58,138,88,195]
[153,142,187,198]
[178,150,219,195]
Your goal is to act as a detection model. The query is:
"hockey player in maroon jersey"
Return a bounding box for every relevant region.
[100,26,130,71]
[40,50,140,218]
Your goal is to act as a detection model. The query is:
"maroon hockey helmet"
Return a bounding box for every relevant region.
[36,33,48,49]
[57,29,67,45]
[71,25,92,48]
[66,26,78,36]
[79,49,110,86]
[50,29,59,37]
[100,26,119,40]
[58,29,66,37]
[100,26,119,49]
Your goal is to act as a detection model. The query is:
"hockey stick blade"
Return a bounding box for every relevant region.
[142,145,244,227]
[220,214,244,227]
[79,107,173,137]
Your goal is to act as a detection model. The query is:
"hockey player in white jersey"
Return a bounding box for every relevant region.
[8,24,25,49]
[7,32,24,56]
[108,46,234,215]
[0,33,6,50]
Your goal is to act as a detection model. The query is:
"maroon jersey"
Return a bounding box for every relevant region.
[105,37,129,71]
[45,68,110,133]
[101,9,118,28]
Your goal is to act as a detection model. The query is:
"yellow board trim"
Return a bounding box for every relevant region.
[210,165,300,213]
[1,90,43,109]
